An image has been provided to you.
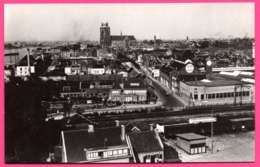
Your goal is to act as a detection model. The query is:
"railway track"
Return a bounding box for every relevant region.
[86,104,254,123]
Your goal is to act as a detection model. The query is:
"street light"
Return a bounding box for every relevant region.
[211,109,214,154]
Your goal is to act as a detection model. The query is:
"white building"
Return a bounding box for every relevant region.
[15,66,35,77]
[90,65,105,75]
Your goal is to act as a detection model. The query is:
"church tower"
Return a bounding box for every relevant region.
[100,22,111,49]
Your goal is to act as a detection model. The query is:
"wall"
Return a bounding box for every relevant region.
[137,151,163,163]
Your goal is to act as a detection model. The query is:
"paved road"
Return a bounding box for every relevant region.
[135,64,186,108]
[151,79,185,107]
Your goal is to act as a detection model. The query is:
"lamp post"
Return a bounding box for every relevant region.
[211,109,214,154]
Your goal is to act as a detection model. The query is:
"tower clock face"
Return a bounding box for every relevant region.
[207,60,212,66]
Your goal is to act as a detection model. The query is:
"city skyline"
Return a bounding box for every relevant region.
[4,3,254,42]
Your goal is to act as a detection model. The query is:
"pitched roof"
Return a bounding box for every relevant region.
[62,127,127,162]
[127,131,163,153]
[111,35,136,41]
[111,82,122,90]
[92,64,104,68]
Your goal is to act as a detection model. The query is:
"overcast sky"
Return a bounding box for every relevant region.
[4,3,254,42]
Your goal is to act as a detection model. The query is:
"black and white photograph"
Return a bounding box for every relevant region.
[4,3,255,163]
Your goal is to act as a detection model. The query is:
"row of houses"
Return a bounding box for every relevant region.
[58,78,147,103]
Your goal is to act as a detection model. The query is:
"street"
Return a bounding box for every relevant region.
[136,64,186,108]
[151,78,186,107]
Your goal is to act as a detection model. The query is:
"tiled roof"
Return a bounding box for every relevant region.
[63,127,127,162]
[127,131,163,153]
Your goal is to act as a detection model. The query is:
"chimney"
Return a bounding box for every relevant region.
[155,128,159,139]
[154,36,157,49]
[115,120,120,127]
[88,125,94,133]
[149,123,154,131]
[121,125,125,141]
[27,48,31,76]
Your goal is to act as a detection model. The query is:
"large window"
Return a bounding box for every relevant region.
[194,94,198,100]
[201,94,204,100]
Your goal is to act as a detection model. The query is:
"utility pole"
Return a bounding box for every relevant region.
[211,110,214,154]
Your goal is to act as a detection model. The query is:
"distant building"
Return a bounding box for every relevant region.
[110,35,136,49]
[160,60,206,93]
[108,79,148,103]
[65,64,81,75]
[15,54,37,77]
[90,64,105,75]
[100,22,111,49]
[99,22,136,49]
[4,65,15,82]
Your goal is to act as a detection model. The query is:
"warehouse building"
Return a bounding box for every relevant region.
[179,79,254,106]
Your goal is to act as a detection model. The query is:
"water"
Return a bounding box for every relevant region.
[4,47,49,66]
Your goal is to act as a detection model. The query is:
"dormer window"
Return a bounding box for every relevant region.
[130,83,140,86]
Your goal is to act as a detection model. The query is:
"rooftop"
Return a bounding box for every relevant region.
[229,117,254,122]
[110,35,136,41]
[176,133,206,141]
[62,127,127,162]
[127,131,163,153]
[184,79,243,87]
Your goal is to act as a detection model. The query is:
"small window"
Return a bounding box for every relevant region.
[118,150,123,154]
[220,93,223,98]
[108,151,112,156]
[208,94,212,99]
[123,149,128,154]
[212,94,215,99]
[113,150,118,155]
[216,94,219,98]
[227,93,230,97]
[201,94,204,100]
[224,93,227,98]
[194,94,198,100]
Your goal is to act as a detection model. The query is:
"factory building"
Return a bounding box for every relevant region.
[179,79,254,106]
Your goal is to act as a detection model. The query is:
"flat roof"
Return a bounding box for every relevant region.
[184,80,243,87]
[176,133,206,141]
[229,117,254,122]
